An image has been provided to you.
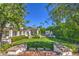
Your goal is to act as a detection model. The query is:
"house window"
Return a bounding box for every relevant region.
[13,31,17,36]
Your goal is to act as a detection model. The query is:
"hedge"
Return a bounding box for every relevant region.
[11,35,28,42]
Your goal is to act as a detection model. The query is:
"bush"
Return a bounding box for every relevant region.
[32,34,40,38]
[11,35,28,42]
[2,44,12,50]
[0,43,12,53]
[62,42,78,53]
[74,38,79,43]
[27,42,53,49]
[0,48,4,53]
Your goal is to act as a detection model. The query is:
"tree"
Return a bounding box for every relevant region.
[0,3,25,47]
[47,4,79,43]
[46,25,54,31]
[37,26,46,35]
[40,22,44,27]
[44,20,49,24]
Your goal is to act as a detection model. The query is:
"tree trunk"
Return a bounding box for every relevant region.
[0,28,3,48]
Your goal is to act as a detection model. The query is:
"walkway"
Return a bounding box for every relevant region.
[18,51,57,56]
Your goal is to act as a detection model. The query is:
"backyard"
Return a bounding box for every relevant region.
[0,36,78,54]
[0,3,79,56]
[12,36,54,50]
[0,36,54,52]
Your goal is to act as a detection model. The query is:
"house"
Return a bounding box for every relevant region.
[2,36,11,44]
[7,44,27,56]
[53,42,72,56]
[26,28,40,37]
[1,24,40,44]
[45,31,55,38]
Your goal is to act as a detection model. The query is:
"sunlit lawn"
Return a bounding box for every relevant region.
[12,37,54,49]
[12,37,78,52]
[1,37,78,53]
[13,37,53,44]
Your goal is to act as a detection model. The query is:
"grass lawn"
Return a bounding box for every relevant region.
[0,36,78,53]
[12,37,54,49]
[0,37,54,52]
[12,37,78,52]
[13,37,53,44]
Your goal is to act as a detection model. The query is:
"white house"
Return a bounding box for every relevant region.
[7,44,27,56]
[45,31,55,38]
[2,36,11,44]
[1,25,40,44]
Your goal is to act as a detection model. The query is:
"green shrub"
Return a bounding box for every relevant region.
[11,35,28,42]
[32,34,40,38]
[2,44,12,50]
[0,43,12,52]
[0,48,4,53]
[62,42,78,53]
[27,42,53,49]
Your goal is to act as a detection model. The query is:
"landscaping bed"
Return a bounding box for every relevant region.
[0,36,78,55]
[48,38,78,53]
[0,37,54,53]
[27,42,53,50]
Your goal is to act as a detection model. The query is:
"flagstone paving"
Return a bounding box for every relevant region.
[18,51,57,56]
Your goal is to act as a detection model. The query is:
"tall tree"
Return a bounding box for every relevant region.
[0,3,25,47]
[47,4,79,43]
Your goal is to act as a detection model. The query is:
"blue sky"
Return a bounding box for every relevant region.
[24,3,53,28]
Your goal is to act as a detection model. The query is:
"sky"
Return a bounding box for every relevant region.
[24,3,53,28]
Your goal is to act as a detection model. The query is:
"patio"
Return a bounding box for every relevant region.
[18,51,57,56]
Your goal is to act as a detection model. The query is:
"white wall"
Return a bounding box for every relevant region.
[7,51,17,55]
[17,31,20,36]
[9,30,13,37]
